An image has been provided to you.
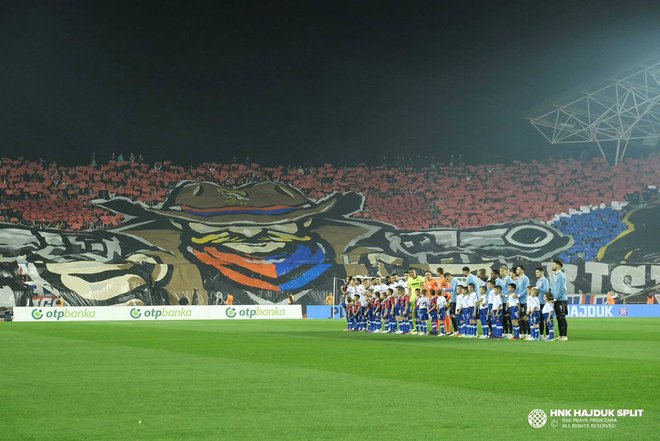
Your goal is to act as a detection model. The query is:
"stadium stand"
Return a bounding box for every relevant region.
[551,207,628,263]
[0,155,657,262]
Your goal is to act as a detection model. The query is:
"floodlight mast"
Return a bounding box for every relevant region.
[529,61,660,166]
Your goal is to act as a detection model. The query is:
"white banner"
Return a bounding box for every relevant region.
[123,306,211,321]
[207,305,302,320]
[13,305,303,322]
[13,307,114,322]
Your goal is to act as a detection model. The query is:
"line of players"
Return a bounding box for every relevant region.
[343,283,556,340]
[341,265,563,341]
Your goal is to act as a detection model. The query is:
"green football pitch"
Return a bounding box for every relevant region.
[0,319,657,440]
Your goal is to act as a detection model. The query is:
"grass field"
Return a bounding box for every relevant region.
[0,318,658,440]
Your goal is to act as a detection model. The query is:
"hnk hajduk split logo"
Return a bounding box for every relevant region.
[528,409,548,428]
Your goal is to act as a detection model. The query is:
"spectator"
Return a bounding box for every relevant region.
[0,153,656,267]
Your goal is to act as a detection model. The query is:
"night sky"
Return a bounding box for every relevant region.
[1,0,660,166]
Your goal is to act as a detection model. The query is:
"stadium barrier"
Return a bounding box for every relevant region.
[307,305,345,319]
[568,304,660,318]
[12,305,303,322]
[307,304,660,319]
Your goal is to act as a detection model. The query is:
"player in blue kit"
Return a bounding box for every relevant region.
[514,265,530,336]
[499,266,513,336]
[477,285,490,338]
[429,290,439,335]
[543,293,555,341]
[455,287,465,336]
[535,267,550,338]
[466,283,478,337]
[416,289,430,335]
[461,286,470,337]
[486,280,496,336]
[394,287,404,334]
[527,287,540,341]
[507,283,521,339]
[463,266,479,293]
[436,291,448,336]
[413,288,424,334]
[491,285,503,338]
[403,288,413,334]
[551,259,569,341]
[524,286,533,338]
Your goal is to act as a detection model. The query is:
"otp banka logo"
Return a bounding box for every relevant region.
[225,307,237,318]
[31,309,43,320]
[130,308,142,319]
[528,409,547,429]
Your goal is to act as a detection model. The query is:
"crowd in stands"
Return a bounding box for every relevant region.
[0,154,657,253]
[552,207,627,263]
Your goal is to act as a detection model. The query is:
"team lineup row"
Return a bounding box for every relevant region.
[340,260,570,341]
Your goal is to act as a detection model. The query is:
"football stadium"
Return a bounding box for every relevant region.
[1,2,659,440]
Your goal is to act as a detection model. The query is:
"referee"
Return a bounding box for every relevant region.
[550,259,569,341]
[444,273,459,335]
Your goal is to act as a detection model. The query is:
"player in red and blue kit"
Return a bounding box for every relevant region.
[381,292,389,332]
[341,292,350,331]
[353,297,365,332]
[372,293,382,333]
[346,298,355,331]
[399,290,408,334]
[366,296,375,332]
[397,286,411,334]
[361,296,369,332]
[405,290,414,334]
[386,289,397,333]
[394,287,404,334]
[352,298,362,331]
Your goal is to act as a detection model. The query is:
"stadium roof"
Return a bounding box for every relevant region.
[528,60,660,165]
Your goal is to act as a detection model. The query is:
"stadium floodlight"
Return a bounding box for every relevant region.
[528,61,660,166]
